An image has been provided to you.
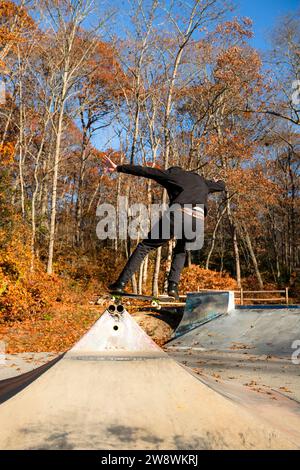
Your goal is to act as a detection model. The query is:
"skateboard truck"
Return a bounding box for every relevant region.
[110,293,162,310]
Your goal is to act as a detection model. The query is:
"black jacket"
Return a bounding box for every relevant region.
[117,165,225,215]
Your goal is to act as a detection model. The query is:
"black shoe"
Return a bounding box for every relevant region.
[168,282,179,300]
[108,280,127,294]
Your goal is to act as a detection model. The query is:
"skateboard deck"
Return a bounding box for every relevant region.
[109,292,176,308]
[96,292,180,309]
[110,292,173,300]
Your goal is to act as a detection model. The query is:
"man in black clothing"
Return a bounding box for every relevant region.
[103,155,225,298]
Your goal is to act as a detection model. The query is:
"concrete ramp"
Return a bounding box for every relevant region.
[0,307,299,449]
[169,306,300,357]
[173,291,234,338]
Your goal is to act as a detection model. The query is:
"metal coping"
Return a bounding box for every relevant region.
[67,354,166,362]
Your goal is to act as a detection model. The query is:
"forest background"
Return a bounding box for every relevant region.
[0,0,299,350]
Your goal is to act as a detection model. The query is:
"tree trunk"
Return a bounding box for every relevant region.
[31,138,45,272]
[242,225,264,289]
[75,148,87,247]
[152,247,162,296]
[143,255,149,286]
[206,205,227,269]
[232,222,241,288]
[40,157,50,225]
[164,239,175,292]
[161,7,201,287]
[18,69,25,218]
[226,193,241,288]
[138,260,144,294]
[47,103,65,275]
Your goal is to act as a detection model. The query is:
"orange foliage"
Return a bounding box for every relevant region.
[214,46,261,89]
[216,17,253,40]
[204,130,255,163]
[0,223,62,322]
[55,247,126,291]
[0,302,100,353]
[179,265,238,292]
[0,141,15,164]
[226,165,279,222]
[0,1,34,67]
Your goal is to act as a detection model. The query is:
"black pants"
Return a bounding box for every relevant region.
[117,210,198,285]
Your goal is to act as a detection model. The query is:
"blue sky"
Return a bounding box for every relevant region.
[100,0,300,51]
[236,0,299,51]
[93,0,300,150]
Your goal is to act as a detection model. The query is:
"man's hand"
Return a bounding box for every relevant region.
[103,154,117,173]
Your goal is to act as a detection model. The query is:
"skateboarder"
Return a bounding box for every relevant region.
[103,155,225,299]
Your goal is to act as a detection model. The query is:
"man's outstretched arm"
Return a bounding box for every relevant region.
[205,178,226,193]
[102,155,173,185]
[116,164,170,184]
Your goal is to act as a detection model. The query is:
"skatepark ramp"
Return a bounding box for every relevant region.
[173,291,235,338]
[0,306,299,449]
[169,305,300,357]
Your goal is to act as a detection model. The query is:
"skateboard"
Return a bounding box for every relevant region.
[96,292,180,310]
[112,292,177,308]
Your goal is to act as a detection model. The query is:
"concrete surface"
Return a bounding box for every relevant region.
[169,307,300,356]
[0,353,58,381]
[167,306,300,402]
[0,308,300,450]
